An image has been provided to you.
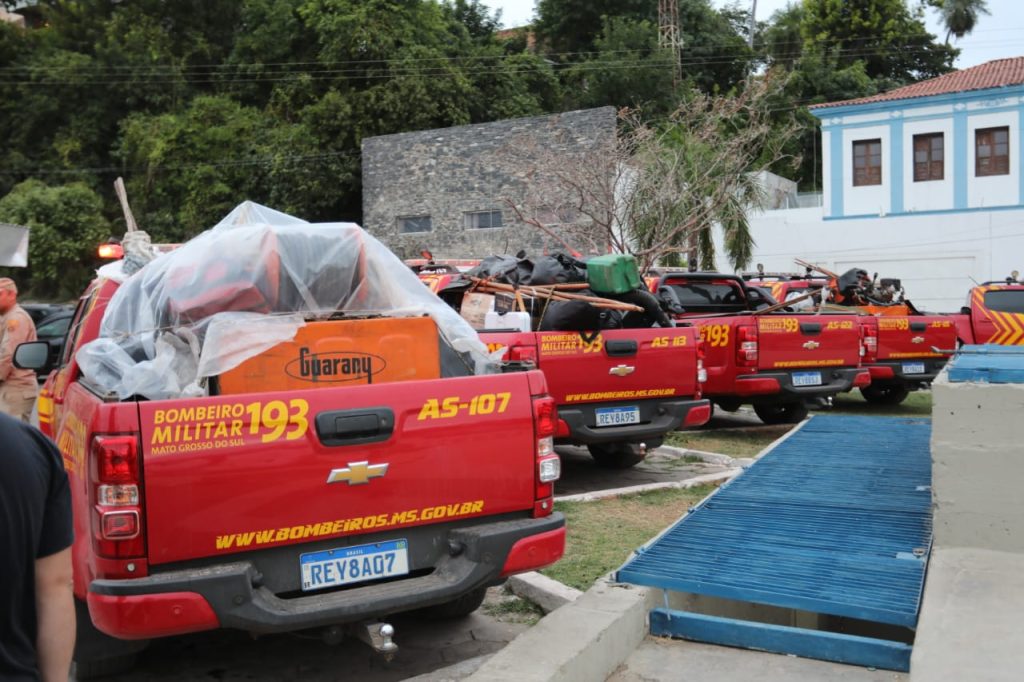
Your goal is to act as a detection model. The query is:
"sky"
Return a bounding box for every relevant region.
[482,0,1024,69]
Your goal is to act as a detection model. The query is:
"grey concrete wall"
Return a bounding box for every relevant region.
[361,107,616,260]
[930,373,1024,552]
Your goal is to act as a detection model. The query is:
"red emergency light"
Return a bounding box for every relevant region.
[98,243,124,259]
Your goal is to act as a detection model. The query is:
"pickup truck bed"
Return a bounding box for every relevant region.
[419,271,711,469]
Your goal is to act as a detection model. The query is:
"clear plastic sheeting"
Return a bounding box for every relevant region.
[78,201,491,400]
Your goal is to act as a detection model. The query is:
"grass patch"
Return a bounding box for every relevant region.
[483,592,545,626]
[665,428,783,457]
[541,485,719,591]
[829,390,932,416]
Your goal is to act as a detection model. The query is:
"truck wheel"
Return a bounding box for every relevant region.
[753,401,808,425]
[73,598,146,679]
[860,384,910,405]
[716,399,741,413]
[419,586,488,619]
[587,442,646,469]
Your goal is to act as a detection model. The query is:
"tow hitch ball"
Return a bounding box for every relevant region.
[352,622,398,660]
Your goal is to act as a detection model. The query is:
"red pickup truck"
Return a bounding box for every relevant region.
[951,281,1024,346]
[744,274,957,404]
[417,273,711,469]
[646,271,871,424]
[18,276,566,677]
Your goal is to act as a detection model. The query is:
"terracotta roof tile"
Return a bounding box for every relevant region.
[809,57,1024,110]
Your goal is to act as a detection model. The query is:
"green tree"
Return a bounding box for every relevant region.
[801,0,956,84]
[928,0,990,43]
[444,0,502,40]
[0,180,112,299]
[535,0,654,55]
[539,0,753,99]
[565,18,680,114]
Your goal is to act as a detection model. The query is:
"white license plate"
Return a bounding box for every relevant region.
[902,362,926,375]
[300,539,409,592]
[595,406,640,427]
[792,371,822,387]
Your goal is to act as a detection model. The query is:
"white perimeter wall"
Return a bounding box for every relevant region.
[714,206,1024,312]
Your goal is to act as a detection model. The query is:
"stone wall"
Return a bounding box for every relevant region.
[361,107,616,260]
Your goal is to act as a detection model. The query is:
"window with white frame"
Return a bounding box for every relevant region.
[398,215,432,233]
[464,209,503,229]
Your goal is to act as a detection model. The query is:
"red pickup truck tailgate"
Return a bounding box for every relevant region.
[139,373,541,565]
[874,317,957,360]
[481,328,700,405]
[756,315,862,371]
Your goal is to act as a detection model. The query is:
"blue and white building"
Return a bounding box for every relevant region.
[733,58,1024,311]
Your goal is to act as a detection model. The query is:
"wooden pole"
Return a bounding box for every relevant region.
[113,177,138,233]
[468,277,644,312]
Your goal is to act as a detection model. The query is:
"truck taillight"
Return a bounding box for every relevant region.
[696,337,704,385]
[861,324,878,364]
[532,396,560,515]
[90,435,145,563]
[736,324,758,368]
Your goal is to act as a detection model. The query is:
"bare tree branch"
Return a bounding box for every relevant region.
[496,71,800,271]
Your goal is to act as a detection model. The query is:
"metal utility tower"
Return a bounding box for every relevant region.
[658,0,682,86]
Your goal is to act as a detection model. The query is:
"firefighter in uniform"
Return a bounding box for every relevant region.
[0,278,39,422]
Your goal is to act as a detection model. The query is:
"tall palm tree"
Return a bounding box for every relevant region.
[935,0,991,43]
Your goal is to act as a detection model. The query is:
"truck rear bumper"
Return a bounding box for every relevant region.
[737,368,870,402]
[868,359,948,385]
[556,398,710,445]
[87,513,565,640]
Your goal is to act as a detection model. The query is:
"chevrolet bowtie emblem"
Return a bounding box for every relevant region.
[802,340,820,350]
[327,461,389,485]
[911,336,925,344]
[609,365,636,377]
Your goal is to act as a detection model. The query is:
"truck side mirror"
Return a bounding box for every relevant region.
[13,341,50,370]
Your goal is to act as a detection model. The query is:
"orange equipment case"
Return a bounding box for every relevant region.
[215,317,441,395]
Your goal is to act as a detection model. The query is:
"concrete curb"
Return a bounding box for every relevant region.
[404,654,492,682]
[555,469,739,503]
[464,580,650,682]
[507,572,584,614]
[657,444,736,467]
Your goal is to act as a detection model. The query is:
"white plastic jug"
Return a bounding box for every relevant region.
[484,310,532,332]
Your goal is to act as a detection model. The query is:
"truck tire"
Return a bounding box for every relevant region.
[860,384,910,405]
[715,399,741,413]
[72,598,146,679]
[587,442,646,469]
[753,401,808,425]
[419,586,488,619]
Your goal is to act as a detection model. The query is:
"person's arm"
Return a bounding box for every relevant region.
[34,547,75,682]
[0,318,14,381]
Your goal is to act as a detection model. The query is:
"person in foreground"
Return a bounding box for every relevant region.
[0,412,76,681]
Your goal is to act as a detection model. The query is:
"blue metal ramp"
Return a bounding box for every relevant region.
[617,415,933,671]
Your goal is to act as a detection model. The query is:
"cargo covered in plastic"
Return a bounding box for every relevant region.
[77,202,492,400]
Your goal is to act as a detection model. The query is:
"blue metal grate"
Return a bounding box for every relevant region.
[617,415,932,627]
